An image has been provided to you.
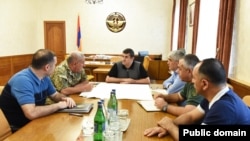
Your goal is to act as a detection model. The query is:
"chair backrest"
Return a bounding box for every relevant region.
[64,54,69,59]
[0,109,12,140]
[143,56,151,71]
[0,86,4,95]
[110,56,123,64]
[87,75,94,81]
[138,51,149,57]
[84,68,94,81]
[242,95,250,107]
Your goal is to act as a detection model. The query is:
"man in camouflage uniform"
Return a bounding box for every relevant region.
[50,51,93,95]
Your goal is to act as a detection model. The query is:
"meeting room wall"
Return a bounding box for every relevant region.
[232,0,250,84]
[1,0,250,84]
[0,0,172,59]
[0,0,38,56]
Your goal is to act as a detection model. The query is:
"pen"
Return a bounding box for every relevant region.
[69,113,84,117]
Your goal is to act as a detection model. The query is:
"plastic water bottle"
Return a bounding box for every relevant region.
[107,89,118,123]
[107,89,120,140]
[107,89,118,114]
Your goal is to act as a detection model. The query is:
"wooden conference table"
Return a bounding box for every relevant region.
[4,91,175,141]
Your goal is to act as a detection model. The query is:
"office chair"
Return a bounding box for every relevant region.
[0,86,4,94]
[143,56,151,71]
[0,109,12,140]
[84,68,94,81]
[242,95,250,106]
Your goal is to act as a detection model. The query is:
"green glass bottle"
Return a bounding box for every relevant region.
[94,101,106,141]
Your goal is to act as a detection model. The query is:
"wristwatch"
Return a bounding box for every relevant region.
[162,104,168,112]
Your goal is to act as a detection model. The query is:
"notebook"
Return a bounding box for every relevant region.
[58,103,94,113]
[137,100,161,112]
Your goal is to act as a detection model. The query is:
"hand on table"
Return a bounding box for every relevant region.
[144,126,168,137]
[154,97,168,109]
[60,97,76,108]
[157,116,175,130]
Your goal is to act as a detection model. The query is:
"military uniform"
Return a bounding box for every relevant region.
[50,60,87,92]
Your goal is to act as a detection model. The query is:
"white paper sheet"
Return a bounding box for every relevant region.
[151,89,167,95]
[137,100,161,112]
[80,83,153,100]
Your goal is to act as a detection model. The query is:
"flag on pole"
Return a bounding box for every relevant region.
[77,15,82,51]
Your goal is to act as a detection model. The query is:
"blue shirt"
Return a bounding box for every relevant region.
[10,68,56,105]
[199,87,250,125]
[163,71,186,94]
[0,68,56,128]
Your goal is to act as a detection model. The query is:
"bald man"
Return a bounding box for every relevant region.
[50,51,93,95]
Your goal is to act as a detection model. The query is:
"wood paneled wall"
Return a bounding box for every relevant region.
[228,78,250,98]
[83,54,162,61]
[148,60,171,81]
[0,54,164,85]
[0,54,33,85]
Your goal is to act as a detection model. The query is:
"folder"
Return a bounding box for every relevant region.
[58,103,93,113]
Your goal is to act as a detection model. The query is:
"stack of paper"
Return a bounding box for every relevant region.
[80,83,153,101]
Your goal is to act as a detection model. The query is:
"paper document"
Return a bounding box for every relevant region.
[137,100,161,112]
[80,83,153,101]
[151,89,167,95]
[79,92,92,97]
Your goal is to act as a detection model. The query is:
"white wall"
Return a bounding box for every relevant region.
[0,0,38,56]
[0,0,172,59]
[233,0,250,83]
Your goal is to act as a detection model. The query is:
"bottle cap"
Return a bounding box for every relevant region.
[100,99,104,103]
[98,101,102,105]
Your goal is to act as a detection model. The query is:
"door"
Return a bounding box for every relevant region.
[44,21,66,64]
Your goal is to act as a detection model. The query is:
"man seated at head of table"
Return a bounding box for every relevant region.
[144,58,250,141]
[0,49,76,133]
[105,48,150,84]
[162,49,186,95]
[50,51,93,95]
[154,54,204,116]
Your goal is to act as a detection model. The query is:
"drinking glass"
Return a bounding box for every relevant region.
[118,109,129,130]
[82,117,94,136]
[103,130,115,141]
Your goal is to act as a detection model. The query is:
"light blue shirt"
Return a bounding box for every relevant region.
[162,71,186,94]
